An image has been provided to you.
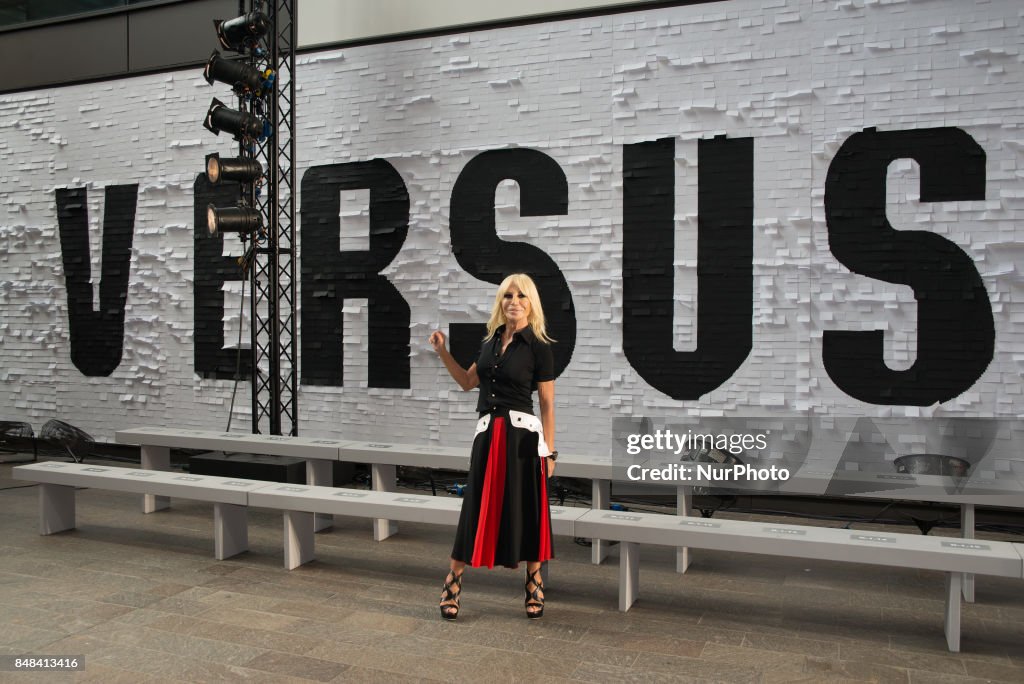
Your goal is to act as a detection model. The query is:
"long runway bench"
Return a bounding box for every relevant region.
[115,427,348,532]
[15,461,260,560]
[114,427,609,545]
[13,459,1024,652]
[576,508,1024,652]
[114,427,1005,602]
[111,429,596,547]
[12,461,583,569]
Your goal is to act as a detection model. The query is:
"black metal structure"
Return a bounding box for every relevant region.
[249,0,297,435]
[204,0,297,436]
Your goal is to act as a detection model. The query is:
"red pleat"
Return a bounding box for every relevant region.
[536,457,552,561]
[471,416,507,568]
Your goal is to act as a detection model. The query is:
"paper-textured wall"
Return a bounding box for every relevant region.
[0,0,1021,453]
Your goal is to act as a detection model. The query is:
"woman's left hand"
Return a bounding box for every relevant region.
[546,458,555,478]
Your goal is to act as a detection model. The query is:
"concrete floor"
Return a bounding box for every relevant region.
[1,457,1022,683]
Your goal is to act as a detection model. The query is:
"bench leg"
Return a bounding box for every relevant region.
[591,479,610,565]
[945,572,962,652]
[283,510,315,570]
[961,503,975,603]
[371,464,398,541]
[306,460,334,533]
[39,483,75,534]
[141,445,170,514]
[676,485,691,573]
[619,541,639,612]
[214,503,248,560]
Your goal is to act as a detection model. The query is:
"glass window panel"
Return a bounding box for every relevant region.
[0,1,29,28]
[24,0,127,24]
[0,1,192,28]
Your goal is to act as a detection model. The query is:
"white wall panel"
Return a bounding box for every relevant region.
[0,0,1021,456]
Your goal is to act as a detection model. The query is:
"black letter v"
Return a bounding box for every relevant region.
[56,185,138,376]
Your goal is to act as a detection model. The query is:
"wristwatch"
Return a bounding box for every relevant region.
[547,450,558,461]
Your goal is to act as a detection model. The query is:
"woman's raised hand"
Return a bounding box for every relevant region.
[430,330,477,389]
[429,330,447,354]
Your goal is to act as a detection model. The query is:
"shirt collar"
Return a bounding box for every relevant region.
[496,324,536,343]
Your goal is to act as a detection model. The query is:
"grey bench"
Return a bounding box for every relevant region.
[338,441,469,542]
[553,452,619,564]
[248,481,588,570]
[113,427,1013,610]
[574,508,1024,652]
[117,428,611,555]
[16,460,1021,651]
[115,427,347,530]
[12,461,266,560]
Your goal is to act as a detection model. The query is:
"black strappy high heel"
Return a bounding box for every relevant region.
[525,567,545,619]
[439,570,463,620]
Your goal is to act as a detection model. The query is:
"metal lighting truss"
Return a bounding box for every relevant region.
[247,0,298,436]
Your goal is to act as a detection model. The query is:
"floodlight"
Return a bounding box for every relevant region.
[207,204,261,236]
[214,11,271,52]
[206,153,263,184]
[204,51,264,93]
[203,98,265,139]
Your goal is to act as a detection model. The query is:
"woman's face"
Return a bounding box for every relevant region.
[501,285,531,329]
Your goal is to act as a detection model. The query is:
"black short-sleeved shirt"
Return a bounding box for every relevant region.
[475,325,555,414]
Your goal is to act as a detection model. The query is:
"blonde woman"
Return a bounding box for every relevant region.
[429,273,557,620]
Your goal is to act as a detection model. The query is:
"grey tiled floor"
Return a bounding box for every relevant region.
[1,458,1022,683]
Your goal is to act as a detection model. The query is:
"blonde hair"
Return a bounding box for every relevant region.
[484,273,553,343]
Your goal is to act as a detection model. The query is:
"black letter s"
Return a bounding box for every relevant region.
[448,149,575,375]
[823,127,992,405]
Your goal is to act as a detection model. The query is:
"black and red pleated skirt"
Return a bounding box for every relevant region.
[450,407,554,569]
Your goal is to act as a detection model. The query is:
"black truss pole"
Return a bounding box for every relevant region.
[250,0,297,436]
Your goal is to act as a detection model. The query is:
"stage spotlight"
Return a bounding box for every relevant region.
[204,51,265,93]
[206,153,263,184]
[207,204,261,236]
[214,10,271,52]
[204,98,266,139]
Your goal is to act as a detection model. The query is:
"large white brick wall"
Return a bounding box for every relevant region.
[0,0,1021,454]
